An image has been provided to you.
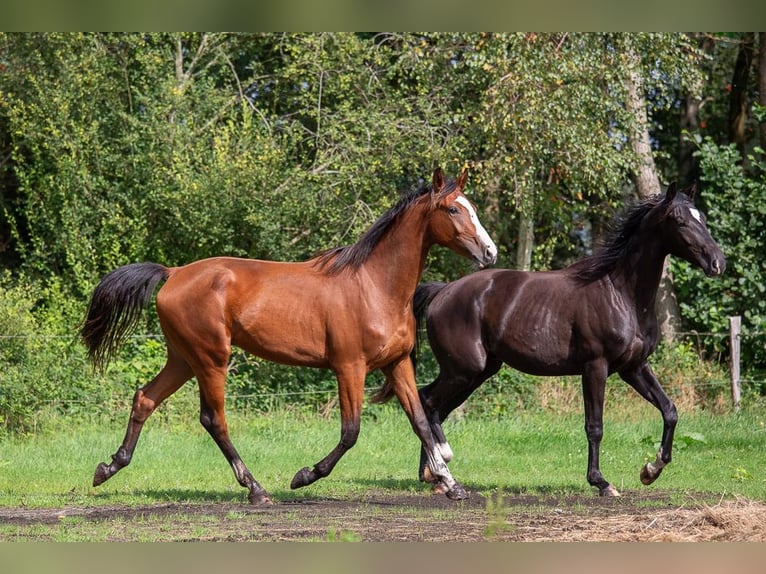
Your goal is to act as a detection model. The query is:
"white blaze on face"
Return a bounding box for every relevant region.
[456,196,498,258]
[689,207,702,223]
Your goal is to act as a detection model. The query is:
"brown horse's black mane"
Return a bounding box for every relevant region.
[314,178,461,275]
[571,193,667,283]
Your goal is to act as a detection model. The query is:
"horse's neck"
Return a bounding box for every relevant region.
[363,210,430,301]
[612,234,667,318]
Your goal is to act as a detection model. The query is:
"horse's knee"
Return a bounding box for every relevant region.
[199,408,216,431]
[665,403,678,427]
[584,421,603,443]
[340,422,360,449]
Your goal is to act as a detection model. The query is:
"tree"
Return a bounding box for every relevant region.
[623,36,680,339]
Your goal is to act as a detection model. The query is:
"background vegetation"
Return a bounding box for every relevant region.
[1,32,765,433]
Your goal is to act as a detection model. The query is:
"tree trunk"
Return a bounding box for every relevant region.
[624,45,681,340]
[516,215,534,271]
[678,34,714,186]
[728,33,754,157]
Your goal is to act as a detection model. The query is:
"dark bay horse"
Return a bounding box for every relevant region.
[80,167,497,504]
[375,182,725,497]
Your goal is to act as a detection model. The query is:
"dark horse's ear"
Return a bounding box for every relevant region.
[456,166,469,190]
[663,181,678,204]
[686,181,698,200]
[432,167,445,192]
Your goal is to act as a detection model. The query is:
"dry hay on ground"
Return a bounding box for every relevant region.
[1,492,765,541]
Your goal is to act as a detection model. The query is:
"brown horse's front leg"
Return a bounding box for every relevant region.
[384,359,467,500]
[291,364,365,490]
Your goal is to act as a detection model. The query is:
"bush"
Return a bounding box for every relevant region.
[671,138,766,374]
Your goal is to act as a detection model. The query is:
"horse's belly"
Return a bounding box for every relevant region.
[232,315,330,368]
[498,345,580,376]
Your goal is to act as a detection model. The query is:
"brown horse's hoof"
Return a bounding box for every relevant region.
[290,467,315,489]
[599,484,621,497]
[430,481,450,496]
[248,490,274,506]
[92,462,110,487]
[445,482,469,500]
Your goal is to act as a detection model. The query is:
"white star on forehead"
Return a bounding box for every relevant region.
[689,207,702,223]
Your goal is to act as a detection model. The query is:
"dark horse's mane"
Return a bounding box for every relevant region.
[313,178,461,275]
[571,193,666,283]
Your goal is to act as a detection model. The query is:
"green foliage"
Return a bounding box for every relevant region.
[673,136,766,371]
[0,275,96,432]
[0,32,762,431]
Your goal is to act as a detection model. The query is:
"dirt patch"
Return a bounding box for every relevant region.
[1,491,764,541]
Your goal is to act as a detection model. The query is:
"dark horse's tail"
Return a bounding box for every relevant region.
[80,262,169,372]
[370,281,447,404]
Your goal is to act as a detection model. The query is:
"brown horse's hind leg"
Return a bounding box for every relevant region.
[196,366,272,506]
[93,354,192,488]
[290,363,365,490]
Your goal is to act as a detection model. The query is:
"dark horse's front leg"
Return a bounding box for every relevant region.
[619,362,678,486]
[582,360,621,497]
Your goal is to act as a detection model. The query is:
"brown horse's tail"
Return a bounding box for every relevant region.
[370,281,447,404]
[80,262,169,372]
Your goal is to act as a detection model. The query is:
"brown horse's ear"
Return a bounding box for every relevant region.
[456,166,469,190]
[432,167,445,192]
[686,181,698,200]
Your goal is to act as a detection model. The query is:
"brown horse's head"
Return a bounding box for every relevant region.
[427,167,497,268]
[660,182,725,278]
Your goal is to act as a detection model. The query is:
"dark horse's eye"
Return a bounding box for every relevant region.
[448,206,459,215]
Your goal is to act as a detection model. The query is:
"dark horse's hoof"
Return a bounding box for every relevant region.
[290,467,315,489]
[445,482,469,500]
[92,462,110,487]
[640,462,662,485]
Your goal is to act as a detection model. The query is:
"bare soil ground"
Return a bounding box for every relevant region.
[2,490,765,541]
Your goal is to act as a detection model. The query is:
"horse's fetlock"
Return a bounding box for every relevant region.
[112,448,132,467]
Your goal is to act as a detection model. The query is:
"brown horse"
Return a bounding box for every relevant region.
[80,167,497,504]
[376,182,725,497]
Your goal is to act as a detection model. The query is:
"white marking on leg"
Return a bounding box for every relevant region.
[646,448,666,476]
[436,441,453,463]
[689,207,702,223]
[426,448,455,490]
[456,196,497,259]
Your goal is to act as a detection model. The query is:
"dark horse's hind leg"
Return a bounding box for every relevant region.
[196,364,272,506]
[581,360,620,497]
[619,362,677,486]
[93,354,192,488]
[417,359,502,494]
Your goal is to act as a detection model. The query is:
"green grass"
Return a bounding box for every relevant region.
[1,400,764,508]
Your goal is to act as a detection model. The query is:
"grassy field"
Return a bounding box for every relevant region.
[1,398,764,509]
[0,392,765,542]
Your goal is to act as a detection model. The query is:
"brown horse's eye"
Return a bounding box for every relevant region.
[448,206,459,215]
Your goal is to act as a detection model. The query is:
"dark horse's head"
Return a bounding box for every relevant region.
[655,182,725,277]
